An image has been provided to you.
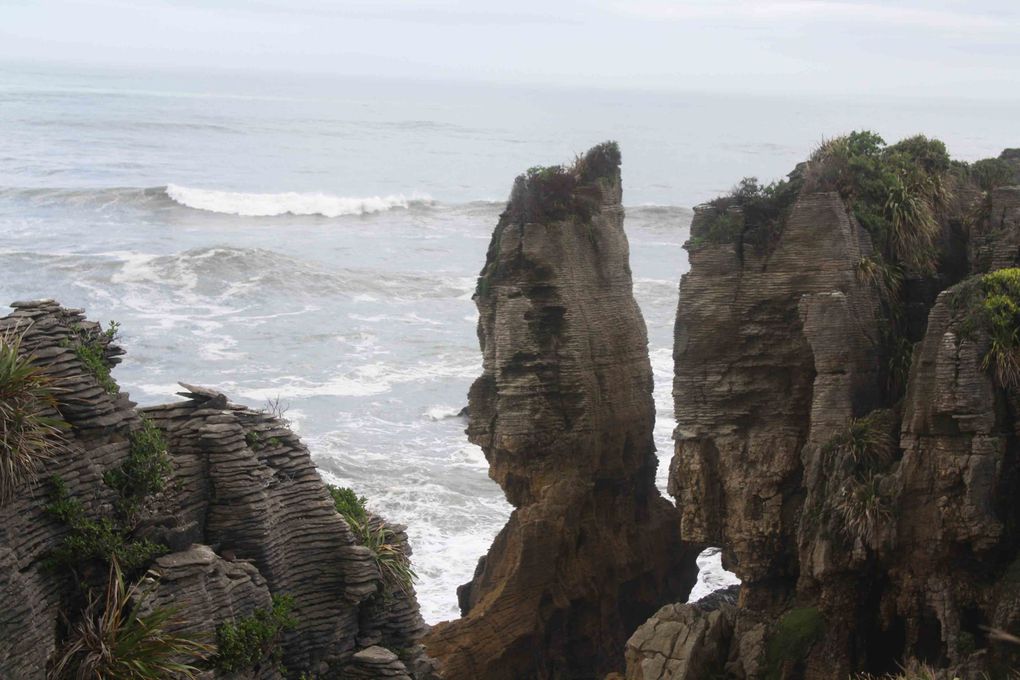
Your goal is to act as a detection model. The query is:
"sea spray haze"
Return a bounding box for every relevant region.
[1,63,1016,621]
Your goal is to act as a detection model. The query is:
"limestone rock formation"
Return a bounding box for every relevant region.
[639,143,1020,679]
[0,301,433,679]
[671,191,883,586]
[424,143,699,679]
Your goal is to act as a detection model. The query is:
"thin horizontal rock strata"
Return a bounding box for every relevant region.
[425,143,700,680]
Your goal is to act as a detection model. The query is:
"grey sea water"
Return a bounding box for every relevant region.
[2,63,1016,621]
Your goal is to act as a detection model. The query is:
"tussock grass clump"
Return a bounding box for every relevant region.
[856,255,903,305]
[953,268,1020,390]
[0,330,66,505]
[48,560,211,680]
[836,474,893,548]
[212,594,296,674]
[824,410,897,470]
[354,519,418,596]
[328,484,416,595]
[820,409,900,550]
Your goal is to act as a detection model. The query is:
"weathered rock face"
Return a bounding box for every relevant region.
[0,301,433,679]
[671,192,883,586]
[639,150,1020,679]
[969,185,1020,274]
[425,144,699,679]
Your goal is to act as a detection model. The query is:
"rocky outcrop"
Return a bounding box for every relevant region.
[671,191,882,586]
[638,145,1020,679]
[623,588,754,680]
[0,301,432,679]
[424,144,699,679]
[969,185,1020,274]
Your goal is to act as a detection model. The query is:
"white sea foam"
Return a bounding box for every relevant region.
[425,405,465,421]
[688,547,741,602]
[165,184,432,217]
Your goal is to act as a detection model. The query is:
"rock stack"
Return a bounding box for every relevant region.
[424,143,699,679]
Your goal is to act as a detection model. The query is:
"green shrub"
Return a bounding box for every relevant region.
[969,157,1016,191]
[104,416,172,520]
[690,175,802,251]
[68,321,120,394]
[953,268,1020,389]
[765,607,825,680]
[328,484,367,524]
[45,476,166,573]
[504,141,620,226]
[213,594,296,674]
[327,485,416,595]
[807,132,951,276]
[49,560,211,680]
[0,331,67,505]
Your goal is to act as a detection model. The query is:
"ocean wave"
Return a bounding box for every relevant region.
[0,184,434,217]
[0,184,694,219]
[99,246,475,302]
[165,184,433,217]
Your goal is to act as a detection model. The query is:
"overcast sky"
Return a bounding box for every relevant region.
[3,0,1018,98]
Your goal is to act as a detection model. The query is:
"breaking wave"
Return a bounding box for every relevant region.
[165,184,433,217]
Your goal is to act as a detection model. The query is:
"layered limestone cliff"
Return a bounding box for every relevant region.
[0,300,433,679]
[424,143,699,679]
[626,140,1020,678]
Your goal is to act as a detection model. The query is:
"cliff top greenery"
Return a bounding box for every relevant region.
[503,140,620,225]
[689,174,802,252]
[689,131,971,278]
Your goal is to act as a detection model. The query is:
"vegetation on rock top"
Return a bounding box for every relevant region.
[503,140,620,226]
[806,132,952,276]
[688,174,802,251]
[328,483,416,595]
[67,321,120,394]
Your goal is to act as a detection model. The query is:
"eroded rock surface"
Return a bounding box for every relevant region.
[645,149,1020,679]
[0,301,433,679]
[425,144,699,679]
